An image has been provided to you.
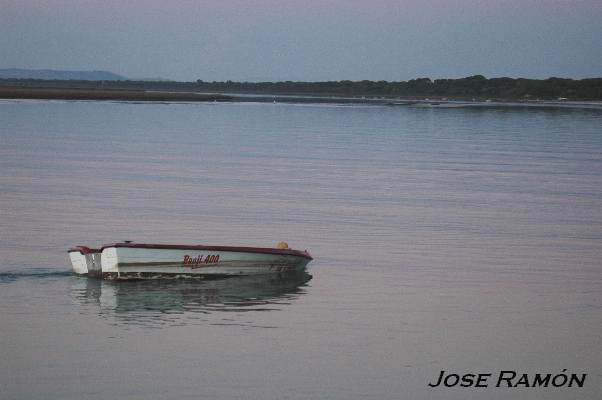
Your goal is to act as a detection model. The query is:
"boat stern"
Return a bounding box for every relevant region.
[68,246,102,277]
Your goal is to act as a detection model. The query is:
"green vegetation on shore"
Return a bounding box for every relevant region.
[195,76,602,101]
[2,75,602,101]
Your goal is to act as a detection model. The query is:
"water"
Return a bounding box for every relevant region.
[1,100,601,399]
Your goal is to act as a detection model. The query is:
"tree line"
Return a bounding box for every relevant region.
[193,76,601,100]
[2,75,601,100]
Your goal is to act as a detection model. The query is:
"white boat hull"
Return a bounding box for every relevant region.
[68,246,102,276]
[70,242,312,279]
[69,251,88,275]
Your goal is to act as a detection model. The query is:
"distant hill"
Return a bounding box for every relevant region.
[133,77,175,82]
[0,68,127,81]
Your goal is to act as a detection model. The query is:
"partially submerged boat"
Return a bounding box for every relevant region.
[68,241,313,279]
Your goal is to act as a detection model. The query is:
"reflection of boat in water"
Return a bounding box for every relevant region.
[72,272,312,321]
[69,241,312,279]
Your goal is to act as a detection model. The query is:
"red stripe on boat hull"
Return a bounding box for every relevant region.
[99,242,313,260]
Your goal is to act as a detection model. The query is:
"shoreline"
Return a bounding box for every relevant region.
[1,86,601,110]
[0,87,232,102]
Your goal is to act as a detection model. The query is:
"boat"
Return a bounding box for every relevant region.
[68,241,313,279]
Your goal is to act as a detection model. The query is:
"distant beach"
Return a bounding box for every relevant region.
[0,86,232,102]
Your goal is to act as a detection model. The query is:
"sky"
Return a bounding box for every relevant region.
[1,0,601,81]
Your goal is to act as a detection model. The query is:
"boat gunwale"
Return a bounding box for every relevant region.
[68,246,101,254]
[99,242,313,260]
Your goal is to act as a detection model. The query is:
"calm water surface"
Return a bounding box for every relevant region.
[1,100,601,399]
